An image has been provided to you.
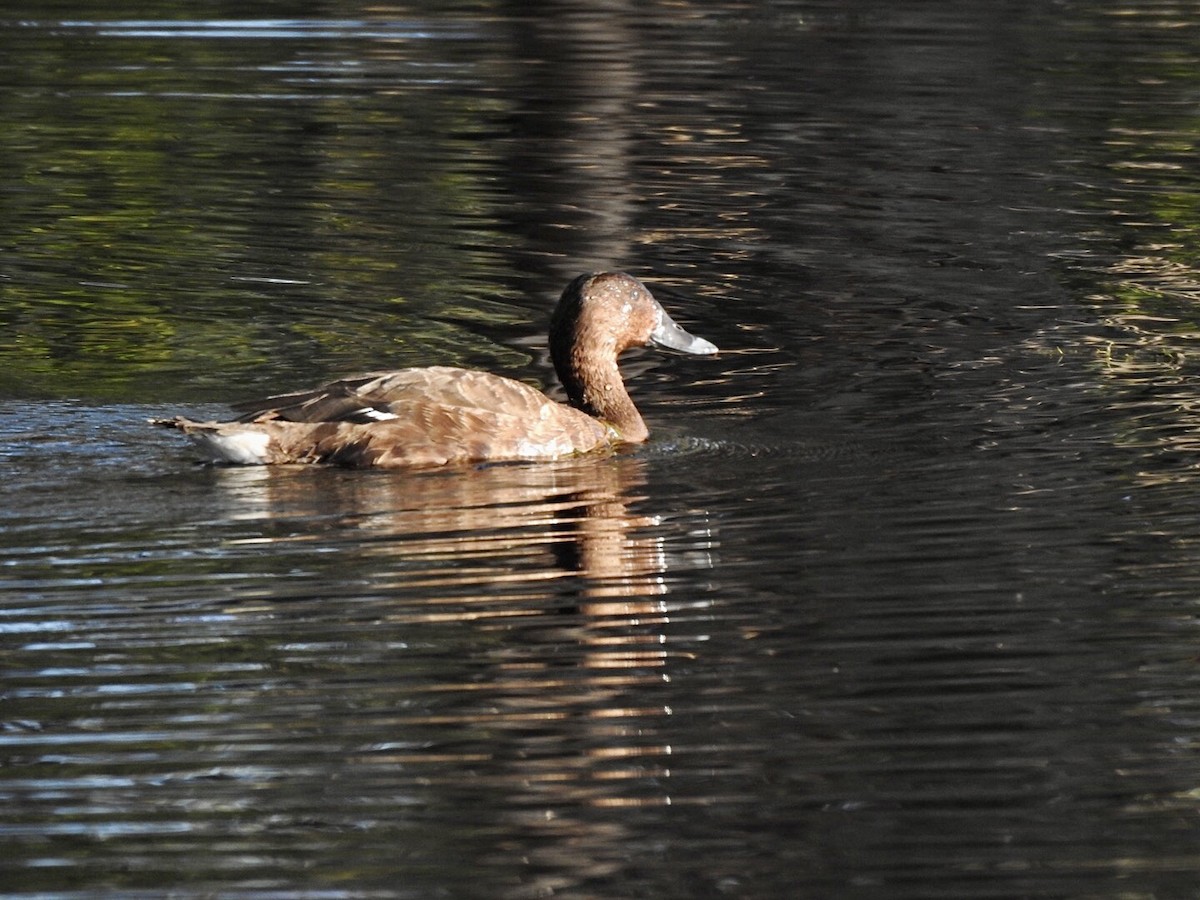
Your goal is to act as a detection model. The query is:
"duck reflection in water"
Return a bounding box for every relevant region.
[157,272,717,467]
[215,453,710,651]
[213,454,715,815]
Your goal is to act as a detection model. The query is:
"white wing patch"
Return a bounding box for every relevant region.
[354,407,399,421]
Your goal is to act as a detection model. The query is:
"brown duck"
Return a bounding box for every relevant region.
[156,272,718,467]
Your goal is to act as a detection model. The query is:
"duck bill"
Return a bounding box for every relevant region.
[649,307,718,355]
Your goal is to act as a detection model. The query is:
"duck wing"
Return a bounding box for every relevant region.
[232,366,532,424]
[215,366,612,467]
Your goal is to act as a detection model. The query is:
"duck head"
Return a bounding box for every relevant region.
[549,272,717,442]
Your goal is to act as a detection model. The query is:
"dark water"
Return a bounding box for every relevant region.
[6,1,1200,896]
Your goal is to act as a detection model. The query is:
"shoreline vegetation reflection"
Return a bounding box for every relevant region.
[0,10,756,403]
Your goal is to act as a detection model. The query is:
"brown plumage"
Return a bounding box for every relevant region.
[155,272,717,468]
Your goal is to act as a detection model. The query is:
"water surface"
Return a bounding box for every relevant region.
[6,1,1200,897]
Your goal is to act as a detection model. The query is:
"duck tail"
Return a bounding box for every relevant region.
[150,416,273,465]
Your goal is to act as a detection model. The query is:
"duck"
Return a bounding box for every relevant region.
[155,272,718,468]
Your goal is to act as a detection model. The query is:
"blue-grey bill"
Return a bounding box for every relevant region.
[650,308,719,355]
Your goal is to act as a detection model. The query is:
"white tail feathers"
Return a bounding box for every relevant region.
[186,427,272,465]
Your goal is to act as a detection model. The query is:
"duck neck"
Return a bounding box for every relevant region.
[555,346,648,443]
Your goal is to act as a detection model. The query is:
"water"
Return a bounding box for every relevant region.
[6,0,1200,896]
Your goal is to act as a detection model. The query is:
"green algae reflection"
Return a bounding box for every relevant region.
[0,18,530,403]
